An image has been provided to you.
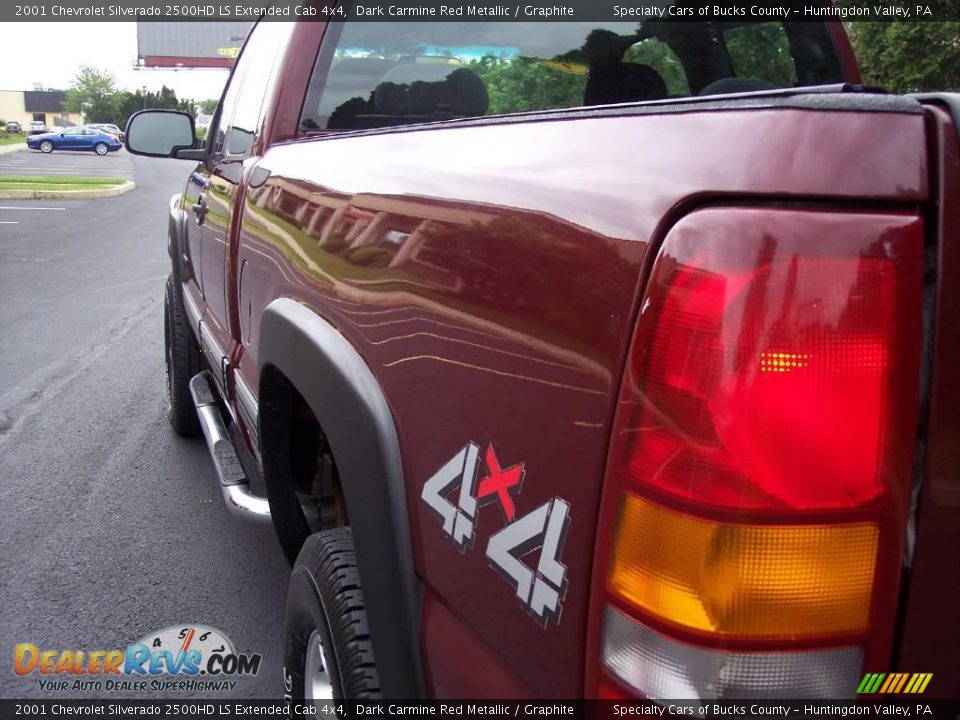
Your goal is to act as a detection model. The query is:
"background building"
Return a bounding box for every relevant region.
[0,89,81,129]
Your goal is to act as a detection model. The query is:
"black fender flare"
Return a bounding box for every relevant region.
[167,193,190,286]
[258,297,424,699]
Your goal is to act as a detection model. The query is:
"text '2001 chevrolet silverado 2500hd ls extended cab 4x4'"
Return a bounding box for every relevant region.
[125,11,959,705]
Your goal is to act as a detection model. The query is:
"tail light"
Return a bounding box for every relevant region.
[589,208,923,700]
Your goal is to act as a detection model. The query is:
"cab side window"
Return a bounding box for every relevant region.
[213,22,292,159]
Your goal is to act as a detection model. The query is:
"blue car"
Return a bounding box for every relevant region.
[27,126,122,156]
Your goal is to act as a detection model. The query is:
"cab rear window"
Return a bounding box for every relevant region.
[299,20,844,132]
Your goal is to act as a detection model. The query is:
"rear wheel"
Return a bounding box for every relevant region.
[94,142,108,156]
[39,140,53,153]
[284,529,380,704]
[164,275,202,437]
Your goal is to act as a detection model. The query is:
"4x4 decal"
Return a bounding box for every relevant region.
[421,442,570,627]
[421,442,481,551]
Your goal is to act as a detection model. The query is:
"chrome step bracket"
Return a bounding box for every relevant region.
[189,371,271,523]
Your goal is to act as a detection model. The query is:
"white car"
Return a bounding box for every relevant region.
[28,120,47,135]
[88,123,124,141]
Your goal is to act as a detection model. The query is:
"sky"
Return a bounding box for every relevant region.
[0,23,230,103]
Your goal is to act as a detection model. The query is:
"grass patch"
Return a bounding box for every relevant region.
[0,175,127,191]
[1,183,94,191]
[0,134,27,146]
[0,175,125,185]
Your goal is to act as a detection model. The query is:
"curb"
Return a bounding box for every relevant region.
[0,143,27,156]
[0,180,135,200]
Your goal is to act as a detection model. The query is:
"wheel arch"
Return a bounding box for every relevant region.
[258,297,424,699]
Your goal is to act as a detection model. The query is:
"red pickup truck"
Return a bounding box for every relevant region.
[125,15,959,704]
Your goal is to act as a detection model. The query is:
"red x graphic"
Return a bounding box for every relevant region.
[476,444,525,522]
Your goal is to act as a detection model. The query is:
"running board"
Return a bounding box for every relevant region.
[189,371,272,524]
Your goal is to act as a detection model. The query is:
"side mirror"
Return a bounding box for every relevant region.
[125,109,205,160]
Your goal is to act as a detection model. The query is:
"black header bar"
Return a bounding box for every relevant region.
[5,0,960,22]
[1,699,959,719]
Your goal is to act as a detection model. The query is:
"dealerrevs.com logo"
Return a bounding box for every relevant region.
[13,625,261,693]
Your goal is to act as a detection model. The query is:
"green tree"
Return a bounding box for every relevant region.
[65,67,122,123]
[624,38,690,95]
[114,86,194,129]
[844,21,960,92]
[721,23,795,88]
[197,98,219,115]
[115,91,142,129]
[467,56,586,115]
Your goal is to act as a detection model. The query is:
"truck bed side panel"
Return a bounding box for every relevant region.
[237,101,927,696]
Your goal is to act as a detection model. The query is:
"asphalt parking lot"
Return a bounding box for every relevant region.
[0,146,135,179]
[0,154,289,699]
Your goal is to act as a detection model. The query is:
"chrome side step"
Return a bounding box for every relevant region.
[189,371,272,524]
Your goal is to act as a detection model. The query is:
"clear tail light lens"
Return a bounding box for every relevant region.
[602,606,862,700]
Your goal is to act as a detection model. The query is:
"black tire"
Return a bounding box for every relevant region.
[164,275,202,437]
[94,142,108,156]
[39,140,53,153]
[284,529,380,705]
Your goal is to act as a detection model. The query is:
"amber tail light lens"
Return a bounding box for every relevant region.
[589,208,924,700]
[609,495,879,638]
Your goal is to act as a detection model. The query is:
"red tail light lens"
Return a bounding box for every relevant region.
[590,207,923,699]
[619,210,920,511]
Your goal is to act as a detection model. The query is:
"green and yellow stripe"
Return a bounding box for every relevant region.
[858,673,932,694]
